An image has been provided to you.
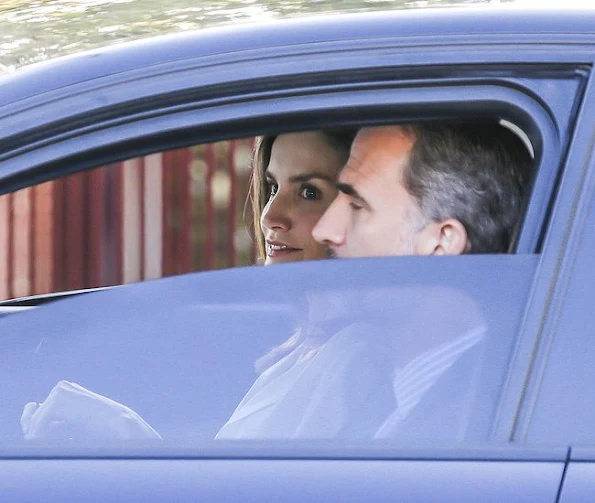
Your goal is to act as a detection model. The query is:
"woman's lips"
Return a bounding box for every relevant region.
[266,242,301,257]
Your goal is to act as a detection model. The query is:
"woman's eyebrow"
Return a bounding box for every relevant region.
[289,173,336,183]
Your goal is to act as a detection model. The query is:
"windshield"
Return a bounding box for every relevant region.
[0,255,535,452]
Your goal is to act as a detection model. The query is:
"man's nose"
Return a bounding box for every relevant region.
[312,197,345,247]
[261,192,292,232]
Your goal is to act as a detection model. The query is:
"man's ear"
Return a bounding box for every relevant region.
[433,218,469,255]
[415,218,469,256]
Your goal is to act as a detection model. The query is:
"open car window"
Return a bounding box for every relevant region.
[0,115,537,304]
[0,254,536,449]
[0,140,256,302]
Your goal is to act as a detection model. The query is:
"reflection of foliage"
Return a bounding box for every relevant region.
[1,0,509,68]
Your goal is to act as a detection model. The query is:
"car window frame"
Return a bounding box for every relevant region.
[0,47,592,449]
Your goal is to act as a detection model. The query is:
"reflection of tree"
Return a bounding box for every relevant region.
[1,0,507,68]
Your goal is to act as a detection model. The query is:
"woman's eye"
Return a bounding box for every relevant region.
[349,201,363,211]
[300,185,320,200]
[267,183,278,198]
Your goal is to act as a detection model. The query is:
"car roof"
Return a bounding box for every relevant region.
[1,7,595,105]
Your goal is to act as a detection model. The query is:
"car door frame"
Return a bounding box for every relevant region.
[0,30,593,490]
[491,61,595,444]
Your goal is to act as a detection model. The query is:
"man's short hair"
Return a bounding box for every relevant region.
[403,122,533,253]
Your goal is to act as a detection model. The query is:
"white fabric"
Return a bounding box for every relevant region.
[375,325,485,438]
[21,380,161,440]
[216,322,396,439]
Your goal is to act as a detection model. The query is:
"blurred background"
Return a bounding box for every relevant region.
[0,0,511,69]
[0,0,516,300]
[0,140,256,300]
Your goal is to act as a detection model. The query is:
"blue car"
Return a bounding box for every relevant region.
[1,6,595,501]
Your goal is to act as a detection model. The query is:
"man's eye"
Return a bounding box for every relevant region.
[349,201,363,211]
[300,185,320,200]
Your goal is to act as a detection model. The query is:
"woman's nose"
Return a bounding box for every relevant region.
[261,191,292,232]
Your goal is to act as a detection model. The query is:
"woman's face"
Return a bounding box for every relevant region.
[260,132,345,265]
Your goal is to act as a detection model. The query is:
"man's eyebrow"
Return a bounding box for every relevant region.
[336,182,364,202]
[288,172,336,183]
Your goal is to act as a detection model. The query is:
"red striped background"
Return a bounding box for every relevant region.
[0,140,255,301]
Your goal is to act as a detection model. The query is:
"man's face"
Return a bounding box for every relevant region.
[312,126,430,258]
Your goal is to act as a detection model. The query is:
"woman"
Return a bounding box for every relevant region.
[249,130,354,265]
[246,129,356,376]
[216,129,401,439]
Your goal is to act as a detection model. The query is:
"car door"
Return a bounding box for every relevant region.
[505,75,595,500]
[0,12,593,500]
[0,252,565,502]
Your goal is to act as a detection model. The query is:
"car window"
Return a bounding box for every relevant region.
[0,254,537,448]
[0,117,538,304]
[0,139,255,302]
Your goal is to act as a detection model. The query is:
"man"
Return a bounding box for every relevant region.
[218,122,533,440]
[313,122,532,257]
[305,121,533,439]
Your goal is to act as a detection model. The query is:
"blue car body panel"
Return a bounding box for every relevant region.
[1,6,595,500]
